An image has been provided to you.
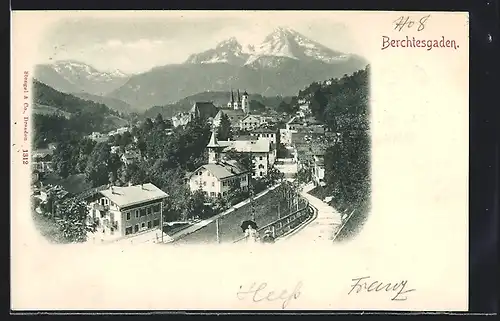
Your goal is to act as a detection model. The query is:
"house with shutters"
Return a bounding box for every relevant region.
[206,131,274,178]
[86,183,168,241]
[239,114,263,131]
[187,160,250,198]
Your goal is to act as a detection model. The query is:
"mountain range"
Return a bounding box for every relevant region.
[34,27,368,113]
[34,60,130,96]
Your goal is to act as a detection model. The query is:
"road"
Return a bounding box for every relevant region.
[281,183,342,244]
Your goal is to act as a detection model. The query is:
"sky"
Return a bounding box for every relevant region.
[36,11,365,75]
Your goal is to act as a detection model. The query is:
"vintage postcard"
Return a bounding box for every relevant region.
[11,11,469,311]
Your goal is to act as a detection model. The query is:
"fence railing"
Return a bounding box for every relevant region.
[233,197,314,243]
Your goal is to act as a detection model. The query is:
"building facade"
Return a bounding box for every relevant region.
[213,109,247,128]
[86,183,168,240]
[312,155,326,186]
[239,115,263,131]
[187,162,249,198]
[206,131,274,178]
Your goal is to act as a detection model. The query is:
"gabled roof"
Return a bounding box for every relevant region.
[99,183,168,208]
[220,139,270,153]
[240,114,261,122]
[190,161,248,180]
[190,102,218,120]
[214,109,247,126]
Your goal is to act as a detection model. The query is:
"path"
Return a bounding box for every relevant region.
[281,182,342,243]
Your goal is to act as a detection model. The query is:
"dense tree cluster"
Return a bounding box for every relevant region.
[33,79,128,148]
[308,66,371,210]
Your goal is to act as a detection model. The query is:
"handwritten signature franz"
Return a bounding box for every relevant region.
[348,276,416,301]
[237,281,303,309]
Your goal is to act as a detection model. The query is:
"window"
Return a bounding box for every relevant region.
[210,192,215,197]
[126,212,130,220]
[153,219,160,227]
[141,222,146,229]
[153,204,160,212]
[125,227,133,235]
[203,181,207,186]
[259,156,263,160]
[140,208,146,217]
[135,210,139,218]
[223,191,227,196]
[147,221,152,228]
[134,224,139,233]
[258,164,264,169]
[260,172,264,177]
[147,207,152,215]
[211,182,215,187]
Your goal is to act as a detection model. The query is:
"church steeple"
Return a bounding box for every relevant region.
[207,130,219,148]
[207,130,223,164]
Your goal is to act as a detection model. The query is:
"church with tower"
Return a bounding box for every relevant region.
[227,89,249,113]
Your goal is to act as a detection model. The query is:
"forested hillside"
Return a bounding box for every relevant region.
[33,79,128,148]
[306,66,370,234]
[142,91,294,119]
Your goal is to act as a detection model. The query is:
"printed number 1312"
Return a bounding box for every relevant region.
[394,15,430,32]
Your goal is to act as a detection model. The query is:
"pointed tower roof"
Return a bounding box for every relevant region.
[207,131,220,148]
[243,90,248,96]
[237,89,241,102]
[230,89,234,103]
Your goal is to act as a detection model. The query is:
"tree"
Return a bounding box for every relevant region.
[297,167,312,184]
[119,131,133,147]
[55,197,95,243]
[319,66,370,209]
[155,113,166,130]
[142,118,154,132]
[226,178,249,205]
[85,142,112,187]
[217,113,233,141]
[185,190,208,220]
[264,167,284,186]
[224,149,253,173]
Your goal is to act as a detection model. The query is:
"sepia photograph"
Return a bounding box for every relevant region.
[29,14,370,246]
[12,10,469,311]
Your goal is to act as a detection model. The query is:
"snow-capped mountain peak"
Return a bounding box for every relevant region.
[215,37,241,49]
[185,37,248,65]
[51,60,129,81]
[185,26,350,66]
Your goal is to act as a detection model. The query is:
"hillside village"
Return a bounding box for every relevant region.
[32,54,369,244]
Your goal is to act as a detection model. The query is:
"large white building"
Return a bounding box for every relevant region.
[206,131,275,178]
[86,183,168,241]
[239,114,263,131]
[187,161,250,198]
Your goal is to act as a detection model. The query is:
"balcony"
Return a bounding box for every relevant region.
[93,203,109,211]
